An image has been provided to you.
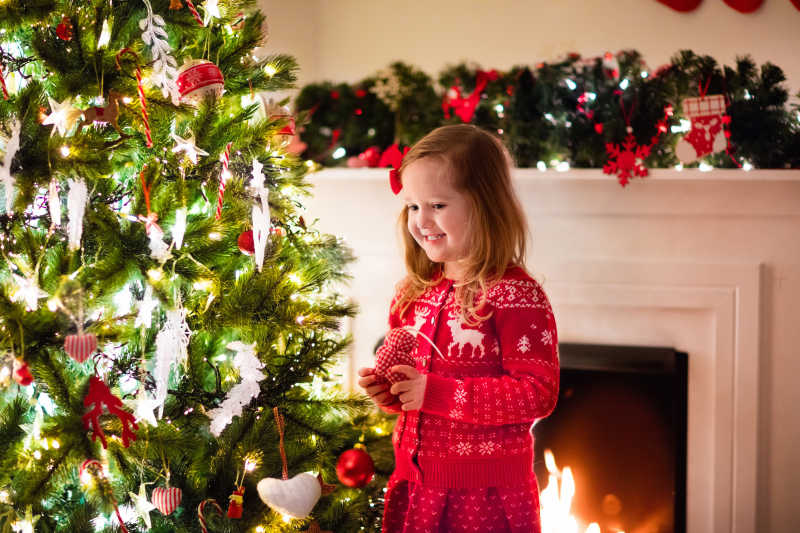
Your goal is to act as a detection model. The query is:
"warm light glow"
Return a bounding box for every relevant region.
[540,449,602,533]
[282,513,292,523]
[60,145,70,157]
[255,527,265,533]
[147,268,163,282]
[208,232,222,241]
[97,19,111,48]
[537,161,547,172]
[264,65,277,77]
[332,147,346,159]
[698,162,713,172]
[288,273,301,284]
[244,458,258,472]
[742,161,753,172]
[193,279,213,291]
[0,490,9,503]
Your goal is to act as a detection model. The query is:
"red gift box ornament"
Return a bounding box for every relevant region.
[176,59,225,105]
[374,327,418,385]
[64,333,97,363]
[152,486,183,515]
[227,486,245,518]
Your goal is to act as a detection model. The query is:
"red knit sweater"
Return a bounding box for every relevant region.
[381,266,560,489]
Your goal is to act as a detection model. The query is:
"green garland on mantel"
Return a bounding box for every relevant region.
[295,50,800,172]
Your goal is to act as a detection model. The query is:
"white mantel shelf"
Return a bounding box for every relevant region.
[313,167,800,181]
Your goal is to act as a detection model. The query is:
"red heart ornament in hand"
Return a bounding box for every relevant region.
[374,328,418,385]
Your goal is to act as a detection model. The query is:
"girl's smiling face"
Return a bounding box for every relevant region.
[402,157,473,279]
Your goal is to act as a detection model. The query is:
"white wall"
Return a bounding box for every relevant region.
[259,0,800,97]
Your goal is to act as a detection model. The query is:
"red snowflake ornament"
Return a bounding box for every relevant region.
[603,133,651,187]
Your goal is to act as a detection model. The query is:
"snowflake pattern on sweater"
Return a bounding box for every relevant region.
[385,266,559,491]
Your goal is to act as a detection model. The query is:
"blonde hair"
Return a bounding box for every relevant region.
[393,124,529,325]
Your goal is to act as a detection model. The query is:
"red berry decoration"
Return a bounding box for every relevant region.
[56,15,73,41]
[238,230,255,255]
[336,446,374,488]
[13,359,33,386]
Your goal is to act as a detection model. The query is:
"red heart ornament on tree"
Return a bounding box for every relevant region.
[152,486,183,515]
[64,334,97,363]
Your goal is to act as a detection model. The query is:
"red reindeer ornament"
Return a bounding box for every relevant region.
[82,376,139,448]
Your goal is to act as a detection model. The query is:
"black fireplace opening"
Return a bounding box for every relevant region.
[533,343,688,533]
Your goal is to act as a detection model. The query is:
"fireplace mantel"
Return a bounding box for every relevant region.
[303,168,800,533]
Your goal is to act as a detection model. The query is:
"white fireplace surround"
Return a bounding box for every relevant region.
[303,168,800,533]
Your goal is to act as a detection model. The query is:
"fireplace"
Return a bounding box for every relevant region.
[534,343,688,533]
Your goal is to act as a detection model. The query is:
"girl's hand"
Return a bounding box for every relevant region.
[357,367,396,406]
[389,365,427,411]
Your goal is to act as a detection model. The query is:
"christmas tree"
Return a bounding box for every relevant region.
[0,1,392,531]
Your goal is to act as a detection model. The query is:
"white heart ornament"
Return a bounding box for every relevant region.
[256,472,321,519]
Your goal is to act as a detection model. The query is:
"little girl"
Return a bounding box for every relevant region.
[358,124,559,533]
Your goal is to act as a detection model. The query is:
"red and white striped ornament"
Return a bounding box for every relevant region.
[64,333,97,363]
[152,486,183,515]
[0,65,9,100]
[115,48,153,148]
[215,142,232,220]
[79,459,130,533]
[197,499,223,533]
[184,0,205,26]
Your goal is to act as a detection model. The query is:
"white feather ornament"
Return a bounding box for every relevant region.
[207,341,265,436]
[1,120,21,215]
[153,304,191,417]
[48,179,61,227]
[140,0,180,105]
[66,178,88,250]
[172,207,187,249]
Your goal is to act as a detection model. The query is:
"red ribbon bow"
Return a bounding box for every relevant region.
[379,144,409,195]
[442,69,499,123]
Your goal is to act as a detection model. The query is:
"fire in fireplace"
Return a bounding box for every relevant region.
[534,343,688,533]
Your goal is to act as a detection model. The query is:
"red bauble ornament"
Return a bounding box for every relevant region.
[336,447,374,488]
[56,16,73,41]
[176,59,224,104]
[226,486,245,518]
[13,359,33,386]
[238,230,255,255]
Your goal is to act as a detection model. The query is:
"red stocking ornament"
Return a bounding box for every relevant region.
[675,94,727,163]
